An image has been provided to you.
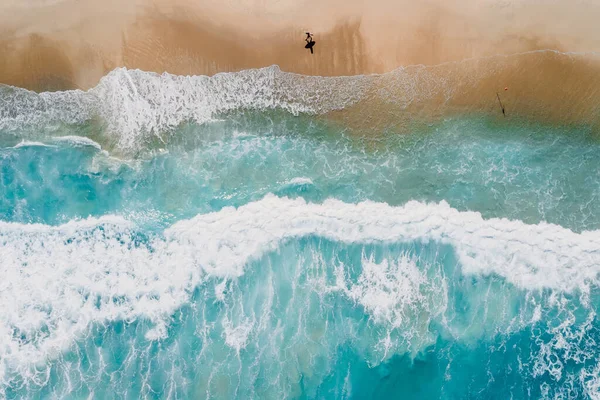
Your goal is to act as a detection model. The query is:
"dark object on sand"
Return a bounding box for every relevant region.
[496,92,506,117]
[305,32,315,54]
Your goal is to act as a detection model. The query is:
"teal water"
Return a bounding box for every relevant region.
[3,67,600,399]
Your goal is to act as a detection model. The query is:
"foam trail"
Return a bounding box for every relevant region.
[3,195,600,387]
[51,135,102,150]
[12,140,54,148]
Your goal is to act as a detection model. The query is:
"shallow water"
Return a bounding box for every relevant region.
[2,64,600,398]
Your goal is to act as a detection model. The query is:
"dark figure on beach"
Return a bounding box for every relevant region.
[305,32,316,54]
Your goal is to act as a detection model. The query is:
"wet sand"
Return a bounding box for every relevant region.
[2,0,600,91]
[326,50,600,134]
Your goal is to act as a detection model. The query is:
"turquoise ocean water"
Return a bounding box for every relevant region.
[2,64,600,398]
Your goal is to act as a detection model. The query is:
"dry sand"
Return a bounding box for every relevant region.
[2,0,600,91]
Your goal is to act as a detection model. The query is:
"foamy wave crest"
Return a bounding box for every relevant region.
[0,67,368,151]
[171,195,600,291]
[12,140,55,149]
[51,135,102,150]
[2,195,600,386]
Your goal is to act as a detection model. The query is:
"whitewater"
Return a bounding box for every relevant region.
[3,55,600,398]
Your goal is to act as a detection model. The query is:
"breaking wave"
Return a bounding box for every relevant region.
[2,195,600,394]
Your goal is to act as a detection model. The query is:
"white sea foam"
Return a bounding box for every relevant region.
[2,195,600,386]
[169,195,600,291]
[342,255,428,329]
[12,140,54,148]
[51,135,102,150]
[222,317,253,353]
[333,253,445,360]
[286,177,314,186]
[0,67,369,152]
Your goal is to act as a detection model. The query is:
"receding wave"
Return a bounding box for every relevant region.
[0,66,367,152]
[2,50,600,154]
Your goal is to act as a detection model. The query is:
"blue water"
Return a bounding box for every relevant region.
[3,78,600,399]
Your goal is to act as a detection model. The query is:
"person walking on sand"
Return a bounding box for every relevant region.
[304,32,316,54]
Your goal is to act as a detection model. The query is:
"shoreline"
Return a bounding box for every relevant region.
[3,50,600,147]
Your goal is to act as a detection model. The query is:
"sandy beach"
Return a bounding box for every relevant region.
[2,0,600,91]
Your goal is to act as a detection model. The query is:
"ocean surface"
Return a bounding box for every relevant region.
[2,56,600,399]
